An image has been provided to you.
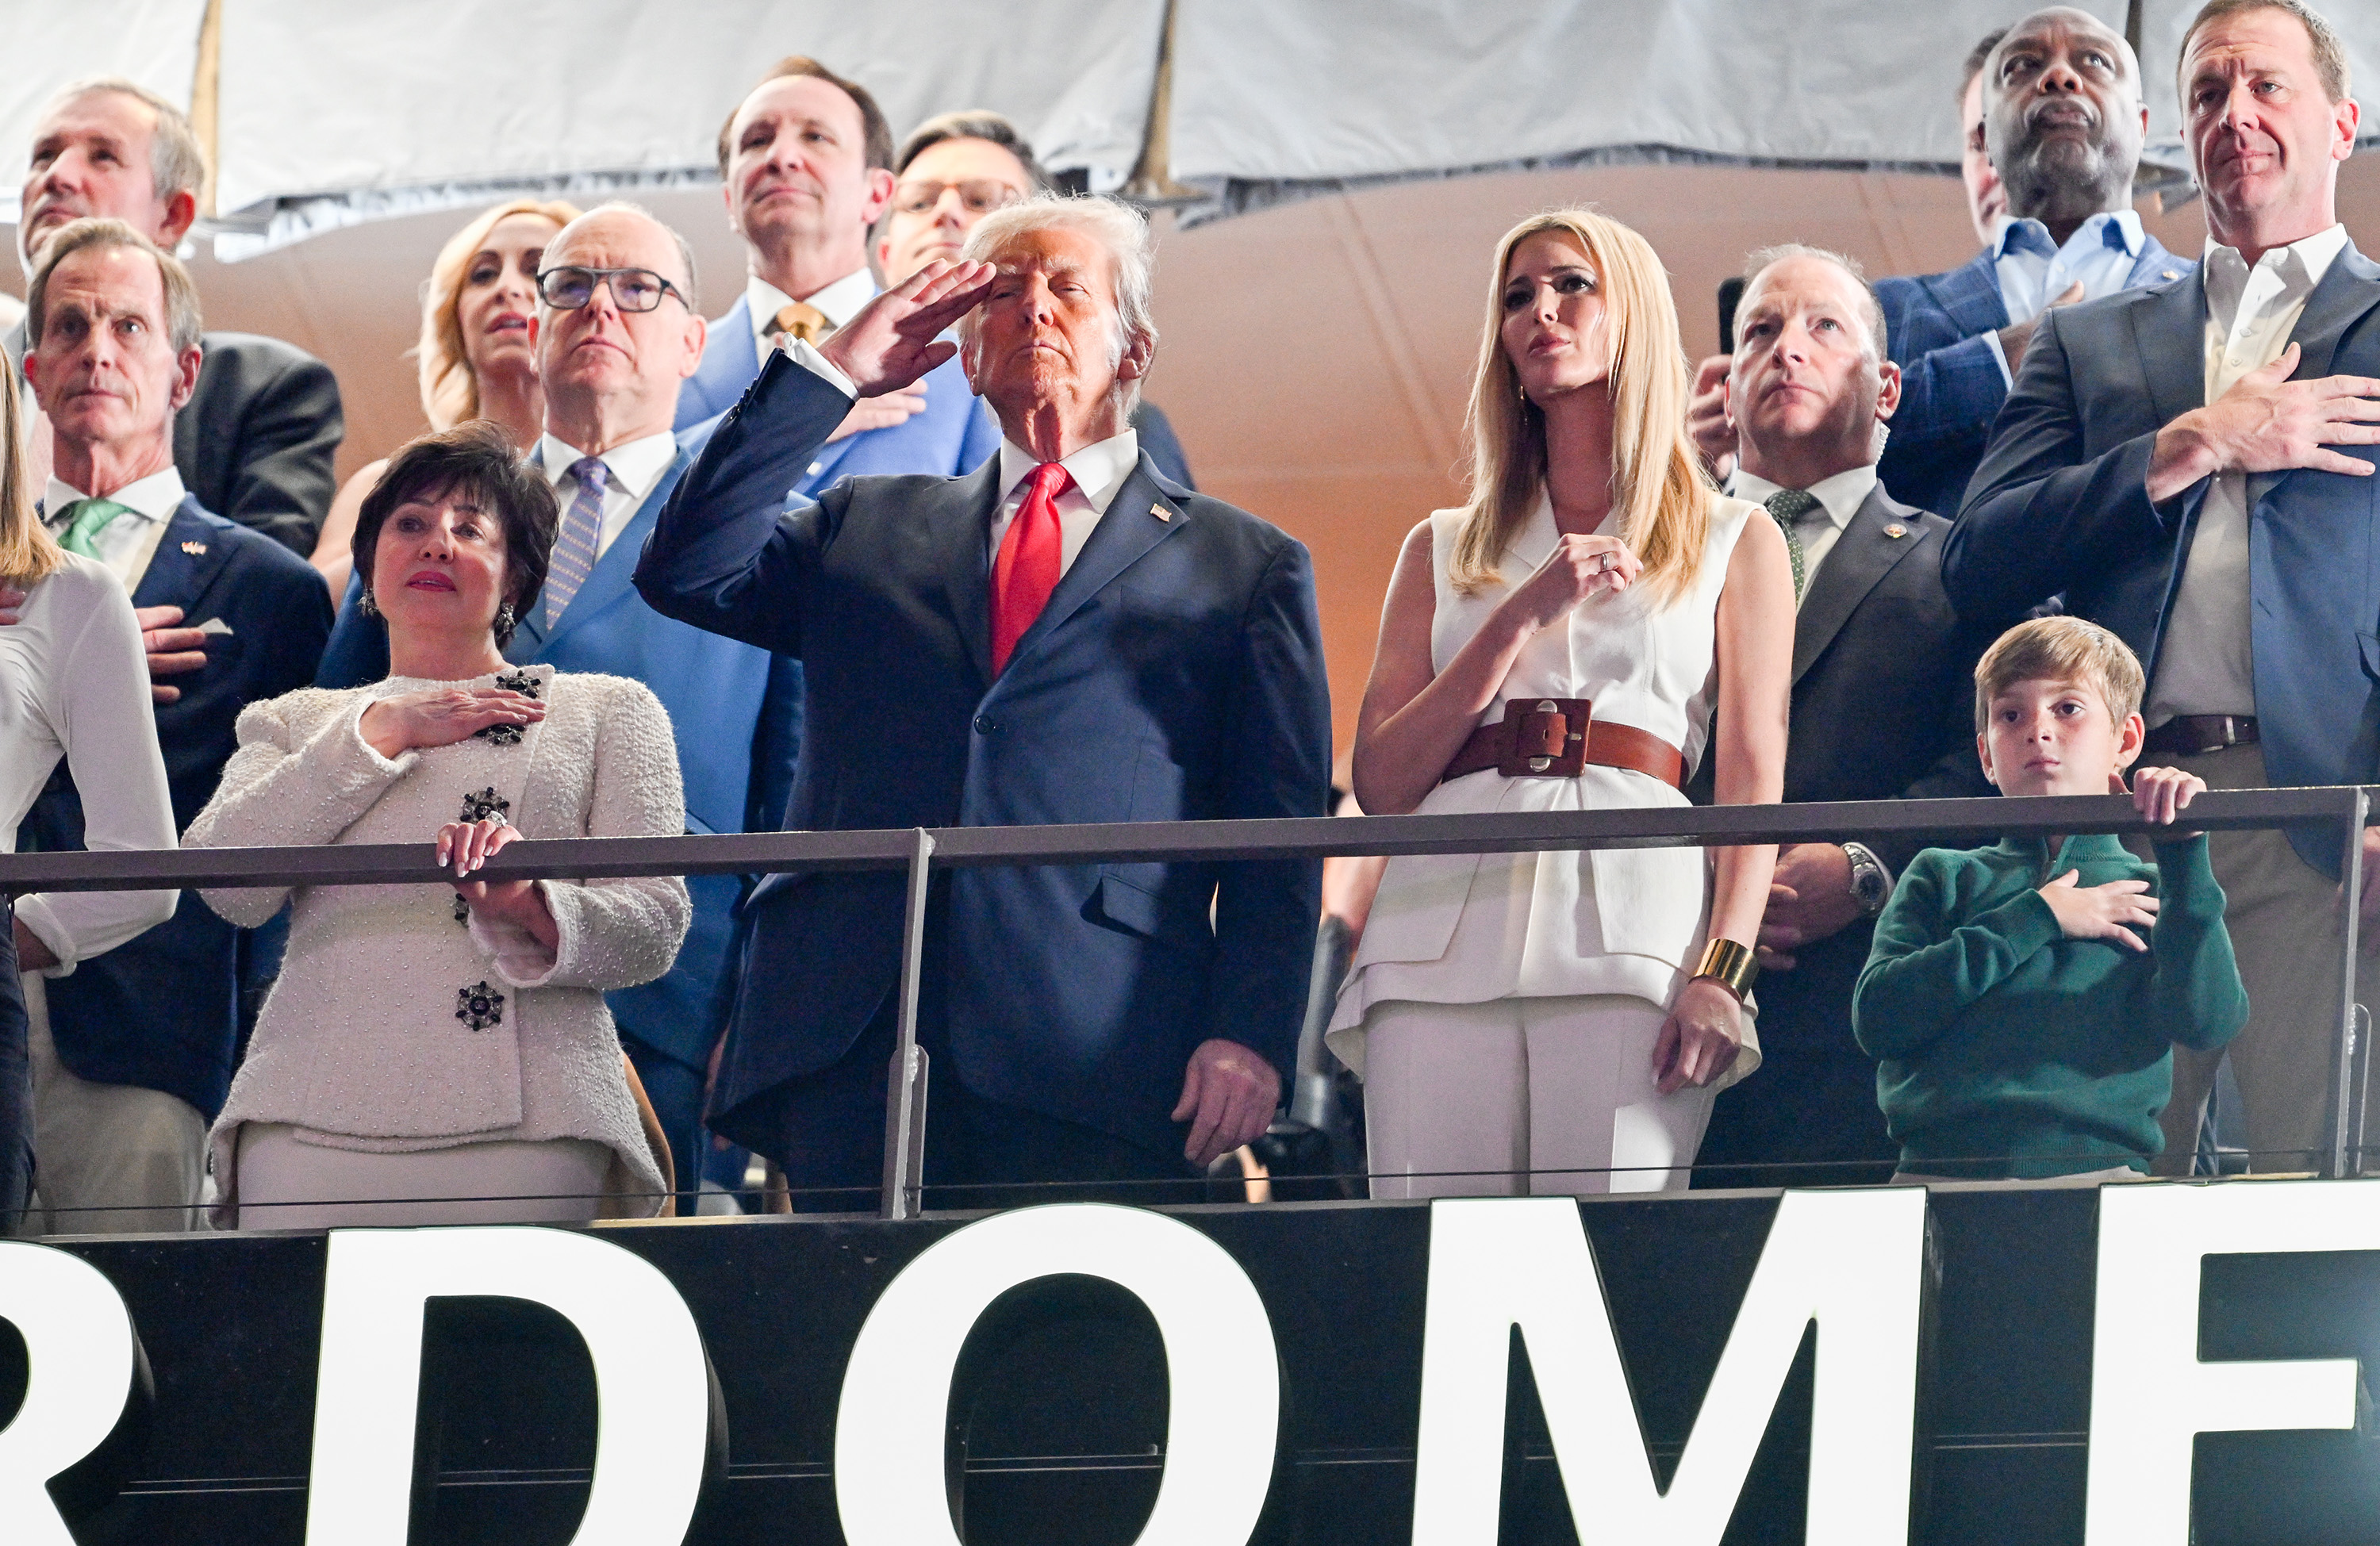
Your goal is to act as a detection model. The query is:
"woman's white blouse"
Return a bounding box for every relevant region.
[1329,492,1764,1085]
[183,665,692,1221]
[0,553,177,969]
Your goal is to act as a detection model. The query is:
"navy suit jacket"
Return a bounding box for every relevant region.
[20,497,332,1116]
[674,293,1001,491]
[1875,236,2190,519]
[313,419,801,1068]
[1947,244,2380,876]
[634,354,1331,1160]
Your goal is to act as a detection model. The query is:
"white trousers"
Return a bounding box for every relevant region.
[1362,994,1715,1199]
[232,1122,611,1230]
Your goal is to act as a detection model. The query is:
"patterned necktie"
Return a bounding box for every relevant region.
[770,301,831,346]
[542,456,609,627]
[57,496,132,558]
[1764,488,1819,602]
[990,462,1073,674]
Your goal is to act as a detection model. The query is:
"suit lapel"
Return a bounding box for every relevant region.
[1790,487,1925,686]
[939,457,1004,689]
[539,447,693,654]
[1930,249,2010,336]
[2127,234,2191,289]
[1002,455,1186,676]
[690,297,758,416]
[129,498,229,611]
[2284,244,2380,382]
[2128,270,2208,431]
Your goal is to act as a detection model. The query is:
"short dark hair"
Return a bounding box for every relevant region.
[892,109,1053,190]
[2179,0,2348,103]
[716,56,893,178]
[1960,26,2009,108]
[353,421,559,648]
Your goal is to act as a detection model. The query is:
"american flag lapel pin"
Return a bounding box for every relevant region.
[180,540,207,554]
[1150,502,1171,522]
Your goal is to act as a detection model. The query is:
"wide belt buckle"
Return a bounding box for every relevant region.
[1499,696,1591,777]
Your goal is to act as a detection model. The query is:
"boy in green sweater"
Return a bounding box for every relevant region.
[1852,617,2248,1180]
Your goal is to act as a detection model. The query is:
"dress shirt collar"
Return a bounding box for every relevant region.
[1991,209,2145,263]
[536,428,679,504]
[996,429,1142,516]
[44,463,184,524]
[745,267,877,338]
[1729,462,1875,531]
[2202,222,2349,330]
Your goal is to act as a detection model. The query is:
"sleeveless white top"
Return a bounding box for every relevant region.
[1328,490,1764,1084]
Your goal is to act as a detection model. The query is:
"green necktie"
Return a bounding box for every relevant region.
[1764,488,1818,603]
[56,497,132,558]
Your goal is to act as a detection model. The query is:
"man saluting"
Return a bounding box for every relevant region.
[635,194,1330,1208]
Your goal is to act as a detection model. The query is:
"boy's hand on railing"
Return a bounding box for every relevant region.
[2121,765,2206,835]
[2039,870,2158,951]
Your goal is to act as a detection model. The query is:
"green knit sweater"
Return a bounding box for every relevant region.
[1852,833,2247,1179]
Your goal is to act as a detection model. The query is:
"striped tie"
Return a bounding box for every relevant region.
[543,456,608,627]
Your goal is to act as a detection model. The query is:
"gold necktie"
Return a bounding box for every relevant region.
[770,301,831,344]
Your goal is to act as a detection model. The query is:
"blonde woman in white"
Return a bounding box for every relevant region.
[1330,210,1795,1199]
[186,422,689,1228]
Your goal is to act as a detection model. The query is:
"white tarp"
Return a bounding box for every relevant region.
[0,0,205,226]
[1165,0,2378,221]
[210,0,1165,258]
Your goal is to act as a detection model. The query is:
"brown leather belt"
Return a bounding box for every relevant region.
[1438,697,1683,790]
[2141,715,2258,757]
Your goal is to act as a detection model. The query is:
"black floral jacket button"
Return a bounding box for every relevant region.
[459,786,511,823]
[455,980,505,1031]
[493,670,541,699]
[474,723,524,746]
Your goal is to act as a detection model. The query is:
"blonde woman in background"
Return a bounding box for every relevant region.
[0,343,178,1221]
[308,198,582,601]
[1329,209,1795,1199]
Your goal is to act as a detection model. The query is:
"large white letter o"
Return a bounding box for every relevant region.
[835,1203,1280,1546]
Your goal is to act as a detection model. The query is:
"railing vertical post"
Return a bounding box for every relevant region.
[880,827,937,1219]
[2328,789,2369,1179]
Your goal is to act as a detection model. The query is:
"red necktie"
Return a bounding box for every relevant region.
[990,462,1072,673]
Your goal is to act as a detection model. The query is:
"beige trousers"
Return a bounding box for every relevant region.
[20,972,206,1234]
[1361,994,1717,1199]
[2146,745,2354,1176]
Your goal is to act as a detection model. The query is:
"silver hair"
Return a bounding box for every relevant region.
[557,199,701,312]
[1741,243,1889,362]
[40,76,205,206]
[957,193,1157,412]
[25,216,204,355]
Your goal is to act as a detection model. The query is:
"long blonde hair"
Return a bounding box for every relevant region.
[0,363,63,585]
[417,198,582,431]
[1451,209,1712,604]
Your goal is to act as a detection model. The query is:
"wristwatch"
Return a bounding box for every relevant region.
[1844,842,1890,916]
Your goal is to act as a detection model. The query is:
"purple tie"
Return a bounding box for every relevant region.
[543,456,608,627]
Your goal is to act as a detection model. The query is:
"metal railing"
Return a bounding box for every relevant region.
[6,785,2368,1218]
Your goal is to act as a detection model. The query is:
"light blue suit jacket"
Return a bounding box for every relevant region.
[674,293,1002,493]
[314,416,800,1065]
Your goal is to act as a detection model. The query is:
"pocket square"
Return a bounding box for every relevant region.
[194,617,235,636]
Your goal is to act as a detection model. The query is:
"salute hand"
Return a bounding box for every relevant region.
[817,259,996,397]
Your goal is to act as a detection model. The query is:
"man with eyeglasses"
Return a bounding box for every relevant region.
[675,56,998,500]
[313,202,801,1210]
[872,109,1198,490]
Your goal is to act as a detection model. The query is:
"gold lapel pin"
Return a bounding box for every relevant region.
[1882,523,1908,539]
[2162,268,2181,281]
[1150,502,1171,523]
[180,541,207,554]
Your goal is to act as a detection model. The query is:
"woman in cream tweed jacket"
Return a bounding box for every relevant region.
[186,424,689,1228]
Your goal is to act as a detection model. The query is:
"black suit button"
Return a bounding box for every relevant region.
[973,715,996,735]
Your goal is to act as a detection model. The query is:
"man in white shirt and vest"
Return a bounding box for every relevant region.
[673,56,1000,495]
[1948,0,2380,1175]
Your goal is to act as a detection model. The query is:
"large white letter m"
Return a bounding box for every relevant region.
[1410,1190,1927,1546]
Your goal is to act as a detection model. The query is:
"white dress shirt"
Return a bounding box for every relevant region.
[43,464,185,593]
[986,430,1142,577]
[2147,223,2351,727]
[746,268,877,369]
[1729,462,1876,608]
[1982,211,2150,386]
[536,429,681,560]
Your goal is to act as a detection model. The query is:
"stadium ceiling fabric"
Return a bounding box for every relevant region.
[6,0,2377,257]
